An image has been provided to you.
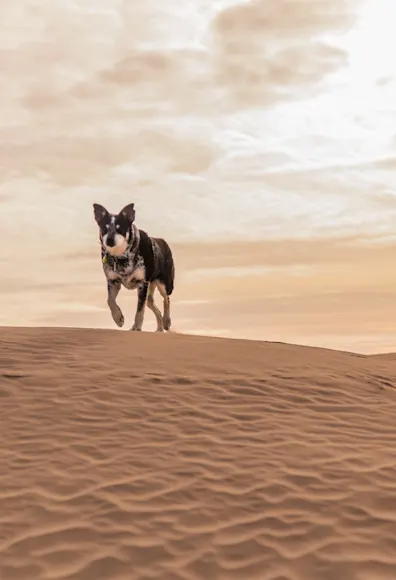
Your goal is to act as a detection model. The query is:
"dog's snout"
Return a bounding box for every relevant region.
[106,237,115,247]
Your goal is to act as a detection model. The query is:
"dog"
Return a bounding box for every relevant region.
[93,202,175,332]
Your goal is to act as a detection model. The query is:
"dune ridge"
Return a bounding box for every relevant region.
[1,327,396,579]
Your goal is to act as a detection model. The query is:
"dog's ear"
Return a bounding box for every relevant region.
[120,203,136,223]
[93,203,109,225]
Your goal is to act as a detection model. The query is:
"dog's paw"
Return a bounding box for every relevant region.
[130,321,142,331]
[111,308,124,328]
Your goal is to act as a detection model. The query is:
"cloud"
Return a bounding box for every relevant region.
[211,0,356,107]
[96,48,218,116]
[0,0,362,244]
[0,130,217,186]
[5,0,358,136]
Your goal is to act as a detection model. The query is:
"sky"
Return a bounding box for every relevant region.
[1,0,396,353]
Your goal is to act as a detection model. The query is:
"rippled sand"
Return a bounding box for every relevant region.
[1,327,396,579]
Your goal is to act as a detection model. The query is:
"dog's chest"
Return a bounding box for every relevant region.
[104,254,145,289]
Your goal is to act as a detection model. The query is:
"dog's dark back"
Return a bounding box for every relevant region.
[138,230,175,296]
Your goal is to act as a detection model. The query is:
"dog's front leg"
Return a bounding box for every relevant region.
[131,281,148,331]
[107,280,124,327]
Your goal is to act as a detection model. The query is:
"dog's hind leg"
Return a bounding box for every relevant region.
[146,281,164,332]
[157,282,171,331]
[131,281,149,331]
[107,280,124,327]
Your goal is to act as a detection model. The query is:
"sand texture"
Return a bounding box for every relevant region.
[1,327,396,580]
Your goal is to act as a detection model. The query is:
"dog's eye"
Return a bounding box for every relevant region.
[105,224,109,230]
[116,224,120,230]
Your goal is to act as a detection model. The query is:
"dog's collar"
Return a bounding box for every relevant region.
[102,253,128,267]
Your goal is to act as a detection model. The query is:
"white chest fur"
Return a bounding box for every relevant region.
[104,260,146,290]
[122,266,145,289]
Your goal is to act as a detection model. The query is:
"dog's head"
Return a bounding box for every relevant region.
[93,203,136,257]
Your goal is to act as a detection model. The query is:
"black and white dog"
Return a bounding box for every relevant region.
[93,202,175,332]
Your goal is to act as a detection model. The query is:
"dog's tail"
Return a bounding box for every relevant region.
[155,238,175,296]
[164,242,175,296]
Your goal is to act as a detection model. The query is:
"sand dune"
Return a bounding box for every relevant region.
[1,327,396,579]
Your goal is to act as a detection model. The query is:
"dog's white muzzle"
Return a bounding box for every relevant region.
[103,234,128,257]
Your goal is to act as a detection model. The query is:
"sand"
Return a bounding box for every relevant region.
[1,328,396,580]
